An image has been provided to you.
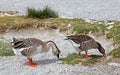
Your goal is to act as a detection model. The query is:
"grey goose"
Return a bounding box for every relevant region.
[11,37,61,67]
[65,35,106,60]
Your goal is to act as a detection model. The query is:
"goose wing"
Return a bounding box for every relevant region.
[22,38,44,47]
[66,35,94,44]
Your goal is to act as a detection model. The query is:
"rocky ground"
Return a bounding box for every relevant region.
[0,28,120,75]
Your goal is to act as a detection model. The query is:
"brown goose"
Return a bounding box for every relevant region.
[65,35,106,60]
[11,37,61,67]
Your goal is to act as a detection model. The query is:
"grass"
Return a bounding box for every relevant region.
[0,16,55,32]
[0,41,14,56]
[0,17,107,34]
[60,53,103,66]
[26,6,58,19]
[112,25,120,45]
[107,22,120,57]
[106,21,120,41]
[0,38,25,56]
[0,16,120,58]
[108,47,120,58]
[74,23,106,35]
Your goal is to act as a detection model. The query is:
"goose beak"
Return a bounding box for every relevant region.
[64,38,68,40]
[57,54,59,59]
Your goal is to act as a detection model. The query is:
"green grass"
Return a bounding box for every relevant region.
[107,21,120,57]
[106,21,120,43]
[106,31,114,39]
[69,19,107,34]
[0,41,14,56]
[0,17,107,34]
[108,47,120,58]
[112,26,120,45]
[1,16,120,58]
[26,6,58,19]
[60,53,103,66]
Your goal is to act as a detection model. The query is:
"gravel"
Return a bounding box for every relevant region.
[0,56,120,75]
[0,28,119,75]
[0,0,120,20]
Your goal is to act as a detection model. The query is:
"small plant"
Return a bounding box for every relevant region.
[106,31,114,39]
[108,47,120,58]
[26,6,58,19]
[60,53,103,66]
[107,23,120,58]
[107,24,120,57]
[0,41,14,56]
[74,24,106,34]
[106,24,120,44]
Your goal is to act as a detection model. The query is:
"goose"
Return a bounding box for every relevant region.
[65,35,106,60]
[11,37,61,67]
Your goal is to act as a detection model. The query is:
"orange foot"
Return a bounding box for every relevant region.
[77,54,81,58]
[77,52,81,58]
[29,63,38,67]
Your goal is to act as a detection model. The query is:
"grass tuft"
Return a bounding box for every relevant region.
[0,41,14,56]
[107,22,120,58]
[108,47,120,58]
[26,6,58,19]
[73,20,106,34]
[60,53,102,66]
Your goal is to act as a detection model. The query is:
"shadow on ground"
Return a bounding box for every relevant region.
[23,58,58,66]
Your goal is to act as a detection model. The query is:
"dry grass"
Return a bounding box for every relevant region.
[0,16,107,33]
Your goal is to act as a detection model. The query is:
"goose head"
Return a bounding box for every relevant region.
[53,49,61,59]
[46,41,61,59]
[11,37,19,46]
[11,37,23,48]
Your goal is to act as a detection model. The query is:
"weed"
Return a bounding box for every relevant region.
[108,46,120,58]
[26,6,58,19]
[0,41,14,56]
[60,53,102,66]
